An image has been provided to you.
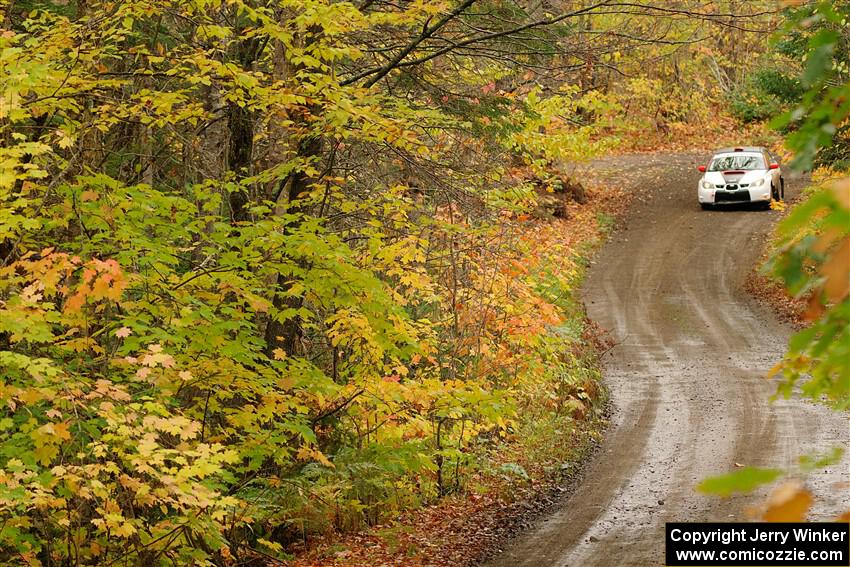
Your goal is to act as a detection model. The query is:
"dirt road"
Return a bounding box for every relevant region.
[485,153,850,567]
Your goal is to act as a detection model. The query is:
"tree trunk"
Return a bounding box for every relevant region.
[263,23,324,358]
[225,33,262,223]
[226,102,254,222]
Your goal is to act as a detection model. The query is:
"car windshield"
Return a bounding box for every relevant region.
[708,154,765,171]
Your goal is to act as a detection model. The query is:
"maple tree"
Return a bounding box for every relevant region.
[0,0,786,563]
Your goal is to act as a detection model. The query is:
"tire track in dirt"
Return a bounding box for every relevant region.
[484,153,850,567]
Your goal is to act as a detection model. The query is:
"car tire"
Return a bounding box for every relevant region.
[700,203,711,210]
[780,178,785,200]
[771,184,780,201]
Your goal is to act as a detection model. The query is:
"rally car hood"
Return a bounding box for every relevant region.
[703,169,770,185]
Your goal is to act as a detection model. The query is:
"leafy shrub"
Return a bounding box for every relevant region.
[729,69,801,124]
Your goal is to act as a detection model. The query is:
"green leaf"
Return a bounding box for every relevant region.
[698,467,783,497]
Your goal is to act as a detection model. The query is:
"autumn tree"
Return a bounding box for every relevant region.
[0,0,780,563]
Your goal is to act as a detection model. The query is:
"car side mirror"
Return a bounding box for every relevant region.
[698,165,706,173]
[769,163,779,170]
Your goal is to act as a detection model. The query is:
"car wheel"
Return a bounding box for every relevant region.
[700,203,711,210]
[771,184,779,201]
[780,178,785,200]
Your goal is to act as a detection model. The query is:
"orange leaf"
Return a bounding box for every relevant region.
[761,482,812,522]
[831,178,850,211]
[53,422,72,441]
[64,293,85,313]
[819,236,850,304]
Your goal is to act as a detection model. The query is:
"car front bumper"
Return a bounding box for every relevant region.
[698,186,771,204]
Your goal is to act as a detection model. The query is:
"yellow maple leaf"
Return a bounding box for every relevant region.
[53,422,71,441]
[311,448,334,468]
[113,522,137,538]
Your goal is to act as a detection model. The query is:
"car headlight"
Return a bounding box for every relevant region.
[701,180,713,189]
[752,178,765,187]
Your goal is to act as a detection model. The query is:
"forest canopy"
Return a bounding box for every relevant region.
[0,0,815,564]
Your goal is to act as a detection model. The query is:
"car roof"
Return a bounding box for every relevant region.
[713,146,767,155]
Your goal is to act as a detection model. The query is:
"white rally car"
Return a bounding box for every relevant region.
[697,147,784,210]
